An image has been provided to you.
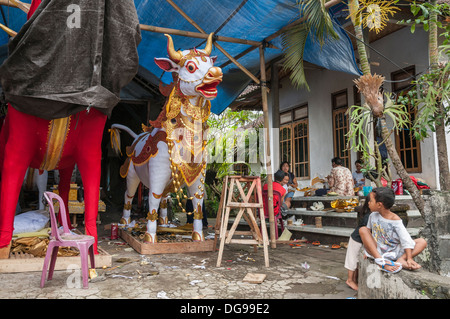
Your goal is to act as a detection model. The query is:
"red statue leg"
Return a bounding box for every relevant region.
[75,109,107,254]
[0,110,37,251]
[0,108,11,180]
[57,164,75,229]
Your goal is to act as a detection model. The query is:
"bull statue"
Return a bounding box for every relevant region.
[0,0,141,258]
[110,33,222,243]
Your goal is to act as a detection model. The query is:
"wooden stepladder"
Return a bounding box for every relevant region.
[215,176,269,267]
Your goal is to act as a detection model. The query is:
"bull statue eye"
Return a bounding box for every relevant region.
[186,61,198,73]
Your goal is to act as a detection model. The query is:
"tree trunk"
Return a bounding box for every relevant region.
[349,0,425,215]
[429,0,450,190]
[435,113,450,190]
[379,118,425,215]
[353,21,371,76]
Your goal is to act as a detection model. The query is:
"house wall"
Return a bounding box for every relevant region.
[269,26,442,190]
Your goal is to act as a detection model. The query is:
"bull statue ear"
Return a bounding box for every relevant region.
[211,56,218,64]
[154,57,180,73]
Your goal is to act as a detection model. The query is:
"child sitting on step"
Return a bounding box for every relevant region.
[359,187,427,273]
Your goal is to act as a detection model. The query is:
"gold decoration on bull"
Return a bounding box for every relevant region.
[166,141,207,217]
[124,201,132,211]
[163,88,208,219]
[331,198,359,212]
[178,48,210,67]
[147,209,159,222]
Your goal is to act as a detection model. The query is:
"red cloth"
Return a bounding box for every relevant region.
[0,106,106,254]
[27,0,42,19]
[409,176,430,190]
[262,182,286,218]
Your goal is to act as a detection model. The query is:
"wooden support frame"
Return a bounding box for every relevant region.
[216,176,269,267]
[0,0,29,13]
[0,23,16,37]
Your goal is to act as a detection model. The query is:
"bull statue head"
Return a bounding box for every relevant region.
[154,33,223,100]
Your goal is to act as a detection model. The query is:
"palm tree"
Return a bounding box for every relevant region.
[281,0,426,215]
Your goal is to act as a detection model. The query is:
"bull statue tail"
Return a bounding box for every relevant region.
[109,124,138,156]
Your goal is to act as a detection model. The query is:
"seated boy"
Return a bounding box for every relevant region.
[359,187,427,272]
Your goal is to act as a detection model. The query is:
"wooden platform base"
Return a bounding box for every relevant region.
[119,228,215,255]
[0,247,112,273]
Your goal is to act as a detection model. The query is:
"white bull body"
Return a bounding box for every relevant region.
[111,33,222,243]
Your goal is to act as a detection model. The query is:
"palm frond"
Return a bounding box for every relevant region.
[281,23,309,90]
[281,0,340,89]
[302,0,339,46]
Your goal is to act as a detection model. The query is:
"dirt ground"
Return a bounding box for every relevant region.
[0,200,357,302]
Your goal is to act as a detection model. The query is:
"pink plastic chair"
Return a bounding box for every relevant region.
[41,191,95,289]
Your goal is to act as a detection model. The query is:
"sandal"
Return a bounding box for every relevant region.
[375,255,402,273]
[331,244,341,249]
[312,241,320,246]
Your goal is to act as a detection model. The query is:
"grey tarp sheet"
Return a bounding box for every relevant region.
[0,0,141,120]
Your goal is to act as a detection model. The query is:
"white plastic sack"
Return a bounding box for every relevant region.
[13,210,49,235]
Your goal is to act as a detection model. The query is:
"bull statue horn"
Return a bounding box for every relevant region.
[164,34,183,63]
[204,33,214,55]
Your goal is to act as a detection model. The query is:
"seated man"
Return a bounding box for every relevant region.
[327,157,354,196]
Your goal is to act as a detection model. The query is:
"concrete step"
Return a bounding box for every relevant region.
[286,208,422,219]
[223,210,423,244]
[286,209,358,228]
[285,224,422,245]
[287,208,357,219]
[286,224,421,237]
[291,194,420,210]
[285,208,424,229]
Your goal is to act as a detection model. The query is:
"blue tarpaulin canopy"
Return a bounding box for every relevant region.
[0,0,360,115]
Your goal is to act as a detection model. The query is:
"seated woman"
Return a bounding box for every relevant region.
[280,161,297,208]
[263,170,289,219]
[262,170,289,238]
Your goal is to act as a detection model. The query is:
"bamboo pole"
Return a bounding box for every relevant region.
[164,0,276,48]
[0,22,16,37]
[163,0,260,84]
[259,45,276,248]
[0,0,30,13]
[138,24,274,48]
[220,45,257,69]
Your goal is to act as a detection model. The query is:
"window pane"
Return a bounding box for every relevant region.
[284,119,309,178]
[404,131,411,149]
[413,149,418,168]
[405,150,412,168]
[280,112,292,125]
[294,107,308,120]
